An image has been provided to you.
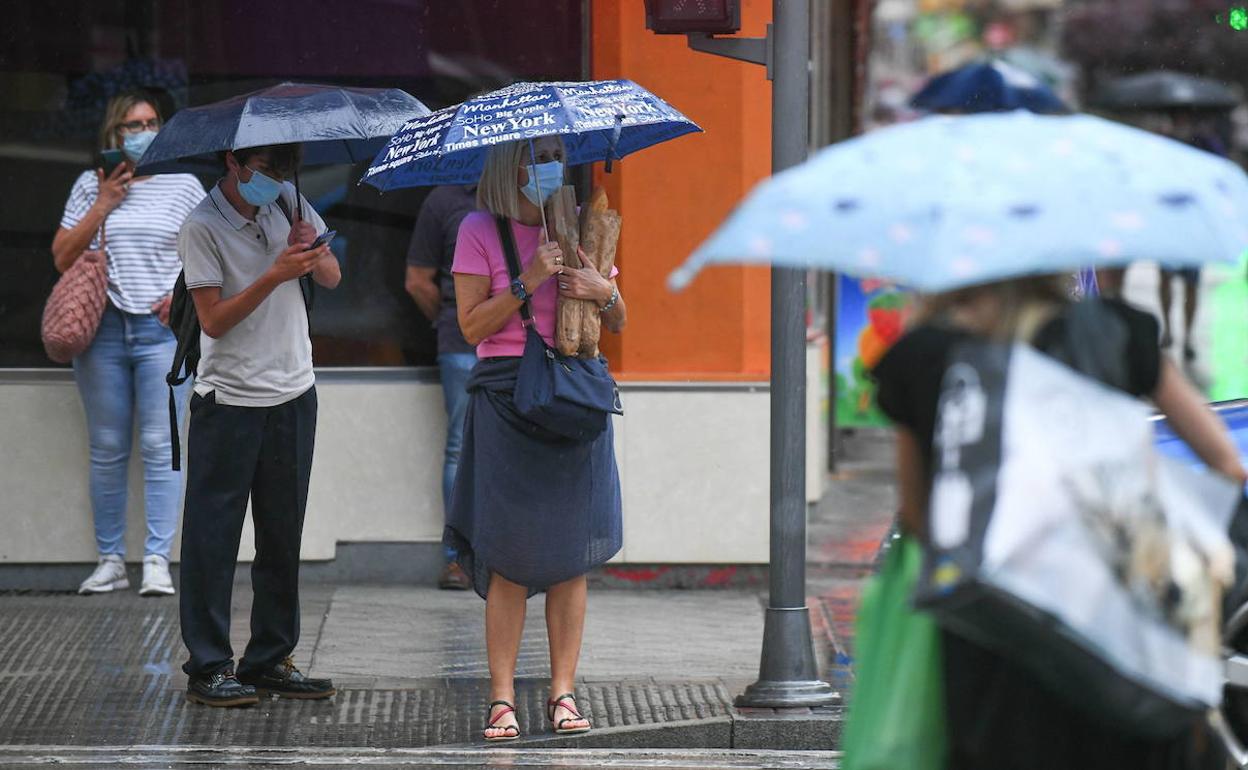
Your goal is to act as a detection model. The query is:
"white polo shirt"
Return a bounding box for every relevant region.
[177,182,327,407]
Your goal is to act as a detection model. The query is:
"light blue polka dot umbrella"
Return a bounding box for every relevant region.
[669,111,1248,292]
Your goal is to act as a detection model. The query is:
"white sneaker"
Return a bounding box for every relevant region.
[140,555,175,597]
[78,555,129,595]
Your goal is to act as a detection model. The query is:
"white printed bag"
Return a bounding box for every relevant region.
[916,342,1240,737]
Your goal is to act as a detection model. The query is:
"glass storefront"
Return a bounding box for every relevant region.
[0,0,586,367]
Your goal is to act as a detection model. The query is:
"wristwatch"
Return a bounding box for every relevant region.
[510,278,531,302]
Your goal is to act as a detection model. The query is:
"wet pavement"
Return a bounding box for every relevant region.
[0,432,896,768]
[0,590,747,748]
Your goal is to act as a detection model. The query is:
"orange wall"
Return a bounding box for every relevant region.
[592,0,773,381]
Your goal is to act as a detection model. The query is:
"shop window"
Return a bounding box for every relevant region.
[0,0,585,367]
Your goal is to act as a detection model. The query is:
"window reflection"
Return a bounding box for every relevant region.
[0,0,585,366]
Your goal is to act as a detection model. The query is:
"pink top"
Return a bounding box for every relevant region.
[452,211,617,358]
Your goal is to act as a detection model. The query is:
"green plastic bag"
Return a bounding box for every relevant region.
[842,536,946,770]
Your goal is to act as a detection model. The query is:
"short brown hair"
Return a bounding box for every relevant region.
[228,143,303,180]
[98,90,162,151]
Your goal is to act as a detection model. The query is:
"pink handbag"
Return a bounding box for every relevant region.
[41,223,109,364]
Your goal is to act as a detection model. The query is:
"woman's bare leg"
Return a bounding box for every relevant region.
[545,575,590,730]
[485,572,528,738]
[1182,275,1199,360]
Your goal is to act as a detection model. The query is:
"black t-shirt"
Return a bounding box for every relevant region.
[872,298,1161,474]
[406,184,478,355]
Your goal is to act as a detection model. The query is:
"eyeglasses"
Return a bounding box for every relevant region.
[118,119,161,134]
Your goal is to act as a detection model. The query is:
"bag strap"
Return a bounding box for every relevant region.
[165,272,199,472]
[90,174,109,253]
[168,385,181,471]
[274,189,315,316]
[274,193,294,225]
[495,216,533,327]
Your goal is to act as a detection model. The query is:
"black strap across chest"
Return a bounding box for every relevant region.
[494,216,532,326]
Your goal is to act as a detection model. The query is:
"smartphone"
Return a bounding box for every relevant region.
[99,148,125,177]
[310,230,337,249]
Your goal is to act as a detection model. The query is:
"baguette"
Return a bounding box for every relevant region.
[576,187,623,357]
[547,186,586,356]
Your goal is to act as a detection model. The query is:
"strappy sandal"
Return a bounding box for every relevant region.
[546,692,592,735]
[483,699,521,742]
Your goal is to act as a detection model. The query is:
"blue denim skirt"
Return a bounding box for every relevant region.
[444,357,623,599]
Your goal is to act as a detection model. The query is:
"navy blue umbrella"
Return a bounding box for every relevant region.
[910,60,1069,114]
[361,80,701,190]
[135,82,430,176]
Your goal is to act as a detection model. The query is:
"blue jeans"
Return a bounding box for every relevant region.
[73,304,189,560]
[439,351,477,563]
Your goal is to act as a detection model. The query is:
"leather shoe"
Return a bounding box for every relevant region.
[186,668,259,707]
[238,657,335,700]
[438,562,471,591]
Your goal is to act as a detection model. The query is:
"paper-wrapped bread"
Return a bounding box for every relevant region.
[547,186,588,356]
[576,187,622,357]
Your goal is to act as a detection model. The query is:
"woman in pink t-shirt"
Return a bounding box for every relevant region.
[445,136,627,742]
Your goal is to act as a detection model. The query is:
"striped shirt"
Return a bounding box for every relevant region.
[60,170,206,314]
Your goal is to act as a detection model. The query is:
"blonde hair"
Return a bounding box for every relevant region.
[476,137,566,220]
[915,274,1069,342]
[98,90,161,151]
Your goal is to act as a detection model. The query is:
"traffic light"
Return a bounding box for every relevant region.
[644,0,741,35]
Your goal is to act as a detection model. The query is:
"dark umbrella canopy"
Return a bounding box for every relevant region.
[135,82,430,175]
[1096,71,1238,112]
[910,60,1069,114]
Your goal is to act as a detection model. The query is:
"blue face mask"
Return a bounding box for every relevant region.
[237,166,284,206]
[122,130,157,163]
[519,160,564,207]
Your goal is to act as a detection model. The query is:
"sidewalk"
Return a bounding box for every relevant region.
[0,432,897,766]
[808,430,897,695]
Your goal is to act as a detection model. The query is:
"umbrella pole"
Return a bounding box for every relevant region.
[294,168,305,223]
[529,138,550,242]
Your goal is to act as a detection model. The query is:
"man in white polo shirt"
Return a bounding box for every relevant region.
[176,143,340,707]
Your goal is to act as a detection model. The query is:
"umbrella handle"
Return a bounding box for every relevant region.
[604,113,624,174]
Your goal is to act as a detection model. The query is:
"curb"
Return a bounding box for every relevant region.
[486,707,845,751]
[0,744,842,769]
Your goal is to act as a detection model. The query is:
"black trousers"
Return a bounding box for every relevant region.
[179,387,317,677]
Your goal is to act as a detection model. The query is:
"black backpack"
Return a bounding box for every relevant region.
[166,193,314,470]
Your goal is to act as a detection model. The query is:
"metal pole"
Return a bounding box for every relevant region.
[736,0,837,709]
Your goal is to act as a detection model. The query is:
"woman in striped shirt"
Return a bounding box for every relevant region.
[51,90,205,597]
